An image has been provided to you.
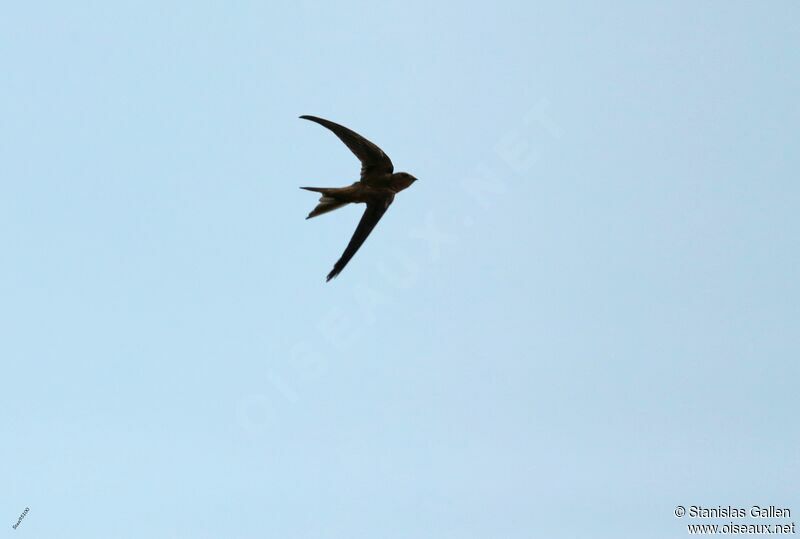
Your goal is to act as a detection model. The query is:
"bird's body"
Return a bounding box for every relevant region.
[299,115,418,281]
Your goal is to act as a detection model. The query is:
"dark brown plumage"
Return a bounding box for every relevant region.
[299,115,418,282]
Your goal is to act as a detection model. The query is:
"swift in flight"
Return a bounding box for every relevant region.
[300,115,418,281]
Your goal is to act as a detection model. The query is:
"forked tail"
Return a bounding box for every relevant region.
[300,187,351,219]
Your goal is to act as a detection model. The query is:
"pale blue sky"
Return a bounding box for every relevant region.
[1,2,798,538]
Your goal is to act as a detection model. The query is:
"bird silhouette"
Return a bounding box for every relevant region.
[300,115,418,282]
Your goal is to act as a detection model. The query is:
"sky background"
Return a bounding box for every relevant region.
[1,2,798,538]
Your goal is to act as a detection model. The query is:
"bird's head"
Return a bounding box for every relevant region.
[392,172,418,191]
